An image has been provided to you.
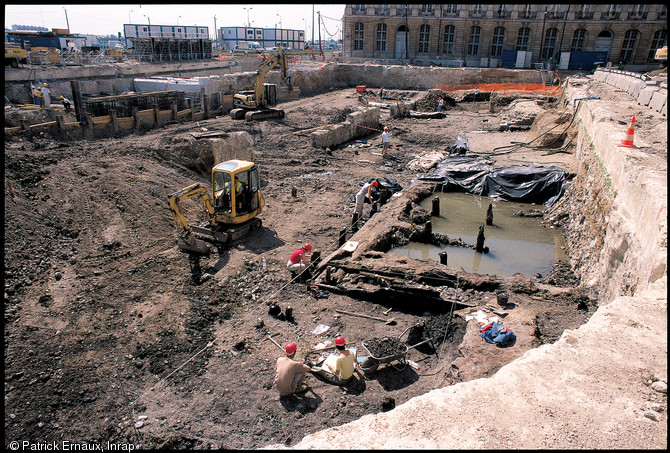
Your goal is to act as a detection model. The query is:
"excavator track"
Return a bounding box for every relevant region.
[244,108,285,121]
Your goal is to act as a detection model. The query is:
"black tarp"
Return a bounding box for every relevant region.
[418,155,567,207]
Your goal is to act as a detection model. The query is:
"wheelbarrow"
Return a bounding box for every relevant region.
[360,323,433,374]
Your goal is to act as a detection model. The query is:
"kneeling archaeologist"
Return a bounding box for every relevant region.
[310,336,357,385]
[274,342,311,397]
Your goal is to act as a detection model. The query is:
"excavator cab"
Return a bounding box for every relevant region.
[212,160,264,222]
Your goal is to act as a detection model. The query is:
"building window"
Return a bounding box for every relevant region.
[468,25,480,55]
[517,27,530,51]
[576,5,592,19]
[444,4,458,15]
[491,26,505,57]
[647,29,667,62]
[354,4,366,15]
[620,29,638,63]
[354,22,364,50]
[376,23,387,51]
[418,24,430,53]
[660,5,667,19]
[541,28,558,60]
[520,4,532,18]
[474,4,482,15]
[378,4,388,15]
[443,25,455,54]
[421,5,432,15]
[571,29,586,52]
[497,5,507,18]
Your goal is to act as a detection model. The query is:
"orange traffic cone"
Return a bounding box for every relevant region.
[618,116,636,148]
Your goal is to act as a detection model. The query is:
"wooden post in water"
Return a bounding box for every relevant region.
[425,220,432,237]
[439,251,448,265]
[486,203,493,226]
[475,225,485,253]
[431,196,440,217]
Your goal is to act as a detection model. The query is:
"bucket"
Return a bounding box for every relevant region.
[496,290,509,306]
[356,85,367,93]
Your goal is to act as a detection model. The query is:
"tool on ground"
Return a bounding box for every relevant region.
[266,333,284,352]
[335,309,396,325]
[383,307,393,315]
[167,159,264,254]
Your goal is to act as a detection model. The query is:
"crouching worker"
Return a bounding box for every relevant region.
[310,336,357,385]
[274,342,312,397]
[287,243,313,281]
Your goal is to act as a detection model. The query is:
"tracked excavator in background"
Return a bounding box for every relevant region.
[167,160,264,254]
[230,46,293,121]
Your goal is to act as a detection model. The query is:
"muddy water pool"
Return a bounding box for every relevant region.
[390,192,567,277]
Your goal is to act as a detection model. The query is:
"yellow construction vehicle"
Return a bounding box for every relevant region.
[167,159,264,254]
[230,46,293,121]
[5,43,27,67]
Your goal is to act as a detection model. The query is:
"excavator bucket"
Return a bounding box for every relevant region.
[177,235,210,255]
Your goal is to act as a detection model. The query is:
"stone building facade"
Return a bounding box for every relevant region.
[342,4,667,69]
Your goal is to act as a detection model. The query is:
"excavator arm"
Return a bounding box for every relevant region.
[167,183,225,254]
[254,46,292,107]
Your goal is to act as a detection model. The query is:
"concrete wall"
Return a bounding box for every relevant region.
[593,68,667,116]
[5,60,544,105]
[310,107,381,149]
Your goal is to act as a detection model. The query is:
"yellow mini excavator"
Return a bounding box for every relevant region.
[168,160,264,254]
[230,46,293,121]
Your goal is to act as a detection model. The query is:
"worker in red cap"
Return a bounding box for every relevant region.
[274,341,311,397]
[352,179,381,231]
[310,336,357,385]
[381,126,391,156]
[287,243,314,281]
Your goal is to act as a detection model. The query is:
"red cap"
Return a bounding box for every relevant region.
[285,342,297,355]
[334,336,346,347]
[302,243,312,252]
[384,127,388,131]
[371,180,379,188]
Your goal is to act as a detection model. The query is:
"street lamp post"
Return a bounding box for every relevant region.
[128,9,133,24]
[276,14,282,30]
[177,16,181,26]
[243,7,252,28]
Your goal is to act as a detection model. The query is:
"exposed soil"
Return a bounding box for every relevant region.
[5,86,595,449]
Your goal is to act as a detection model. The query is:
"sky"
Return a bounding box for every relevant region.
[4,3,346,41]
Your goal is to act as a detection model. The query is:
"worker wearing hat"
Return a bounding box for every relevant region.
[274,342,311,397]
[41,82,51,108]
[287,243,313,281]
[352,179,381,231]
[310,336,357,385]
[60,95,73,111]
[381,126,391,156]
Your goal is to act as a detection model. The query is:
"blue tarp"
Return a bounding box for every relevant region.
[418,155,567,207]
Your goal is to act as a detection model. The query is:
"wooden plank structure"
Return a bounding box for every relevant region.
[4,91,235,136]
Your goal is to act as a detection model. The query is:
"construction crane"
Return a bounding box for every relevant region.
[230,46,293,121]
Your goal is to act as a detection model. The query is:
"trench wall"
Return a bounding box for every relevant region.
[563,78,667,303]
[5,60,543,105]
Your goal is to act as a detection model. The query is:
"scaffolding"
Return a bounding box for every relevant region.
[82,90,195,118]
[130,38,213,63]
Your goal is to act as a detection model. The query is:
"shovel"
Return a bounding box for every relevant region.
[335,309,396,325]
